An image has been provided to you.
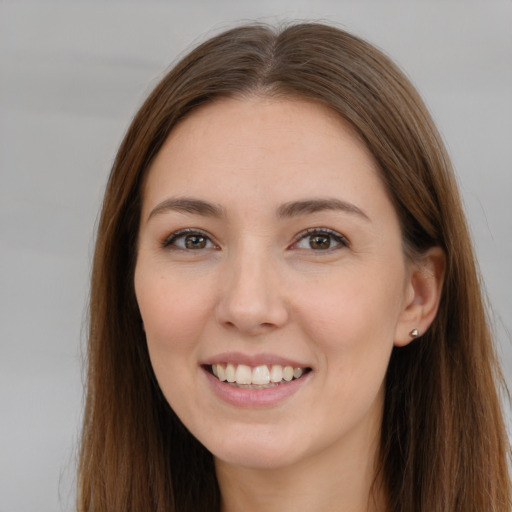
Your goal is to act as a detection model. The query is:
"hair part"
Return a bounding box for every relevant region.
[79,22,511,511]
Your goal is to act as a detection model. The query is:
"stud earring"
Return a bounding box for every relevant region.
[409,328,419,337]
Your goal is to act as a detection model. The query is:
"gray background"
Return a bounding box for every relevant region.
[1,1,511,511]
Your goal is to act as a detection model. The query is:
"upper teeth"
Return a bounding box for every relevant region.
[211,363,304,386]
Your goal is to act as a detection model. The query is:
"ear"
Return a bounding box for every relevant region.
[394,246,445,347]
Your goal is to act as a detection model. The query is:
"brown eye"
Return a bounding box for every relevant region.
[163,229,217,250]
[309,234,332,250]
[185,234,207,249]
[292,228,348,251]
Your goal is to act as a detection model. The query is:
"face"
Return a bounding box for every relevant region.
[134,97,415,471]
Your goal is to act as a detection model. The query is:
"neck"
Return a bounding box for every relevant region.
[215,416,386,512]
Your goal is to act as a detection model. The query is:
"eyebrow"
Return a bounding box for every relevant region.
[277,198,370,221]
[147,197,225,221]
[147,196,370,223]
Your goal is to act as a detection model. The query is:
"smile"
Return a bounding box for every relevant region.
[209,363,310,388]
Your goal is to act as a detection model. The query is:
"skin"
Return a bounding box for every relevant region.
[134,96,444,512]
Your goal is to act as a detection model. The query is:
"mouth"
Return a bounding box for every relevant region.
[204,363,312,389]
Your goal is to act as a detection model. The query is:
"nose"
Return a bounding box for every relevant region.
[215,246,289,336]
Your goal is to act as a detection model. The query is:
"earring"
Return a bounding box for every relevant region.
[409,328,419,337]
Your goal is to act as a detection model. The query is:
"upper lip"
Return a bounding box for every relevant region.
[202,351,311,369]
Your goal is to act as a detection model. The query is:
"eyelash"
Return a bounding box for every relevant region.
[290,228,349,251]
[161,227,349,252]
[162,228,218,250]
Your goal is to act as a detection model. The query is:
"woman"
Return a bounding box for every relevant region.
[78,22,511,511]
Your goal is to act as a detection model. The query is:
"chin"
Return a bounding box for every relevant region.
[204,425,310,470]
[214,446,301,471]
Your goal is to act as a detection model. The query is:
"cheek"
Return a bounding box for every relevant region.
[134,270,210,411]
[299,277,399,335]
[292,261,405,370]
[136,269,213,351]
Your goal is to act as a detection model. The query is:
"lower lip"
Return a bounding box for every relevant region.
[202,367,311,408]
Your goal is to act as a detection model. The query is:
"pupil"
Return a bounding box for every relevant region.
[185,235,206,249]
[310,235,330,250]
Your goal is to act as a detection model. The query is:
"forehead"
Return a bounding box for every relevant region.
[159,95,373,163]
[141,96,392,222]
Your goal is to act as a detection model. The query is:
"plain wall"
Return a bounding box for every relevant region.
[1,1,511,511]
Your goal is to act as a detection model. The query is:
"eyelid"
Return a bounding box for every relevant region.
[162,228,218,249]
[161,227,348,251]
[290,227,350,250]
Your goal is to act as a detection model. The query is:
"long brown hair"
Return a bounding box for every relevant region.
[78,22,511,511]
